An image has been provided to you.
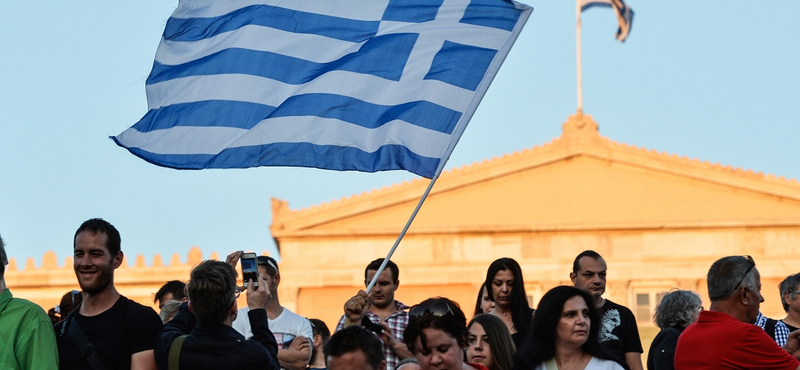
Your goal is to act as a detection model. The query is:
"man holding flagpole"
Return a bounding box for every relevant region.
[337,259,411,370]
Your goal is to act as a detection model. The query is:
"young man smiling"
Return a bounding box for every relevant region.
[54,218,162,370]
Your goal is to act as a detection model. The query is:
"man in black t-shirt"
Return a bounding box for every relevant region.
[54,218,162,370]
[570,250,643,370]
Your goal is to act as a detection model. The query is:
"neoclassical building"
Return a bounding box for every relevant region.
[7,113,800,350]
[270,113,800,343]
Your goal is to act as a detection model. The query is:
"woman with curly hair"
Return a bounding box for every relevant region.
[647,290,702,370]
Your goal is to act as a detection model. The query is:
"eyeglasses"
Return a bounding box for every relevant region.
[234,288,242,299]
[409,301,455,321]
[733,255,755,292]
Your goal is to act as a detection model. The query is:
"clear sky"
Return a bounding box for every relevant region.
[1,1,798,267]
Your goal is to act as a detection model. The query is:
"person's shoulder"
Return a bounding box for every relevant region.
[119,295,162,325]
[465,362,491,370]
[280,307,305,321]
[589,356,626,370]
[120,295,157,314]
[604,299,632,312]
[7,295,47,313]
[5,295,52,323]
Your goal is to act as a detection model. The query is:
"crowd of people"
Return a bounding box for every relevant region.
[3,218,800,370]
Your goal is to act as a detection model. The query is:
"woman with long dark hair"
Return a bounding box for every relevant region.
[467,314,516,370]
[484,257,533,348]
[513,286,624,370]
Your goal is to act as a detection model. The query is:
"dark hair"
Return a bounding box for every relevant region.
[365,258,399,283]
[74,218,122,256]
[404,297,468,353]
[309,318,331,365]
[324,325,385,370]
[468,314,516,370]
[48,290,82,325]
[513,286,620,369]
[473,282,490,317]
[187,260,238,324]
[484,258,532,340]
[0,233,6,276]
[707,256,757,301]
[155,280,186,304]
[779,273,800,312]
[572,250,603,274]
[653,290,702,329]
[257,255,279,276]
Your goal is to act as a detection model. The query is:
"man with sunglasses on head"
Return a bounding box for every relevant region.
[675,255,800,369]
[338,258,413,370]
[232,255,313,370]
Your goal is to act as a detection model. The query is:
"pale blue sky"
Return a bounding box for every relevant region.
[1,1,798,267]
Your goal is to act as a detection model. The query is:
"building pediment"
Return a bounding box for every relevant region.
[271,113,800,238]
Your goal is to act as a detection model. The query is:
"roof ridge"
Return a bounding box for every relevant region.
[275,112,798,217]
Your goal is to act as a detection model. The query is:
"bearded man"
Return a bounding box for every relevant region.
[54,218,162,370]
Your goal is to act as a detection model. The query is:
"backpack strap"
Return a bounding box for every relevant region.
[61,308,107,370]
[169,334,189,370]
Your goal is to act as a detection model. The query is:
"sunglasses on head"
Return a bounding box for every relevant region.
[733,255,755,292]
[409,301,455,321]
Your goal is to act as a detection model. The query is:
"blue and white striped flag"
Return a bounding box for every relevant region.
[112,0,532,179]
[579,0,633,42]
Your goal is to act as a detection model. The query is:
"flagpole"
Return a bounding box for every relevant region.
[365,172,441,293]
[576,0,583,114]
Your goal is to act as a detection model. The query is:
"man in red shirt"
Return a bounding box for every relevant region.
[675,255,800,370]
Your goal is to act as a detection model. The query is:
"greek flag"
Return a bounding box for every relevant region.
[112,0,532,179]
[579,0,633,42]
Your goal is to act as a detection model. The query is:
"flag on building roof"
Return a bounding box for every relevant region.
[112,0,532,179]
[579,0,633,42]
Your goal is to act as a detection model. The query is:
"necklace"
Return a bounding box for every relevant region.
[596,298,606,308]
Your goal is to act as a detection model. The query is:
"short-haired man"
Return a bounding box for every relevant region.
[757,273,800,346]
[675,256,800,369]
[0,233,59,370]
[308,318,331,370]
[325,325,387,370]
[154,254,279,370]
[54,218,163,370]
[154,280,186,308]
[232,255,313,370]
[338,258,412,370]
[570,250,643,370]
